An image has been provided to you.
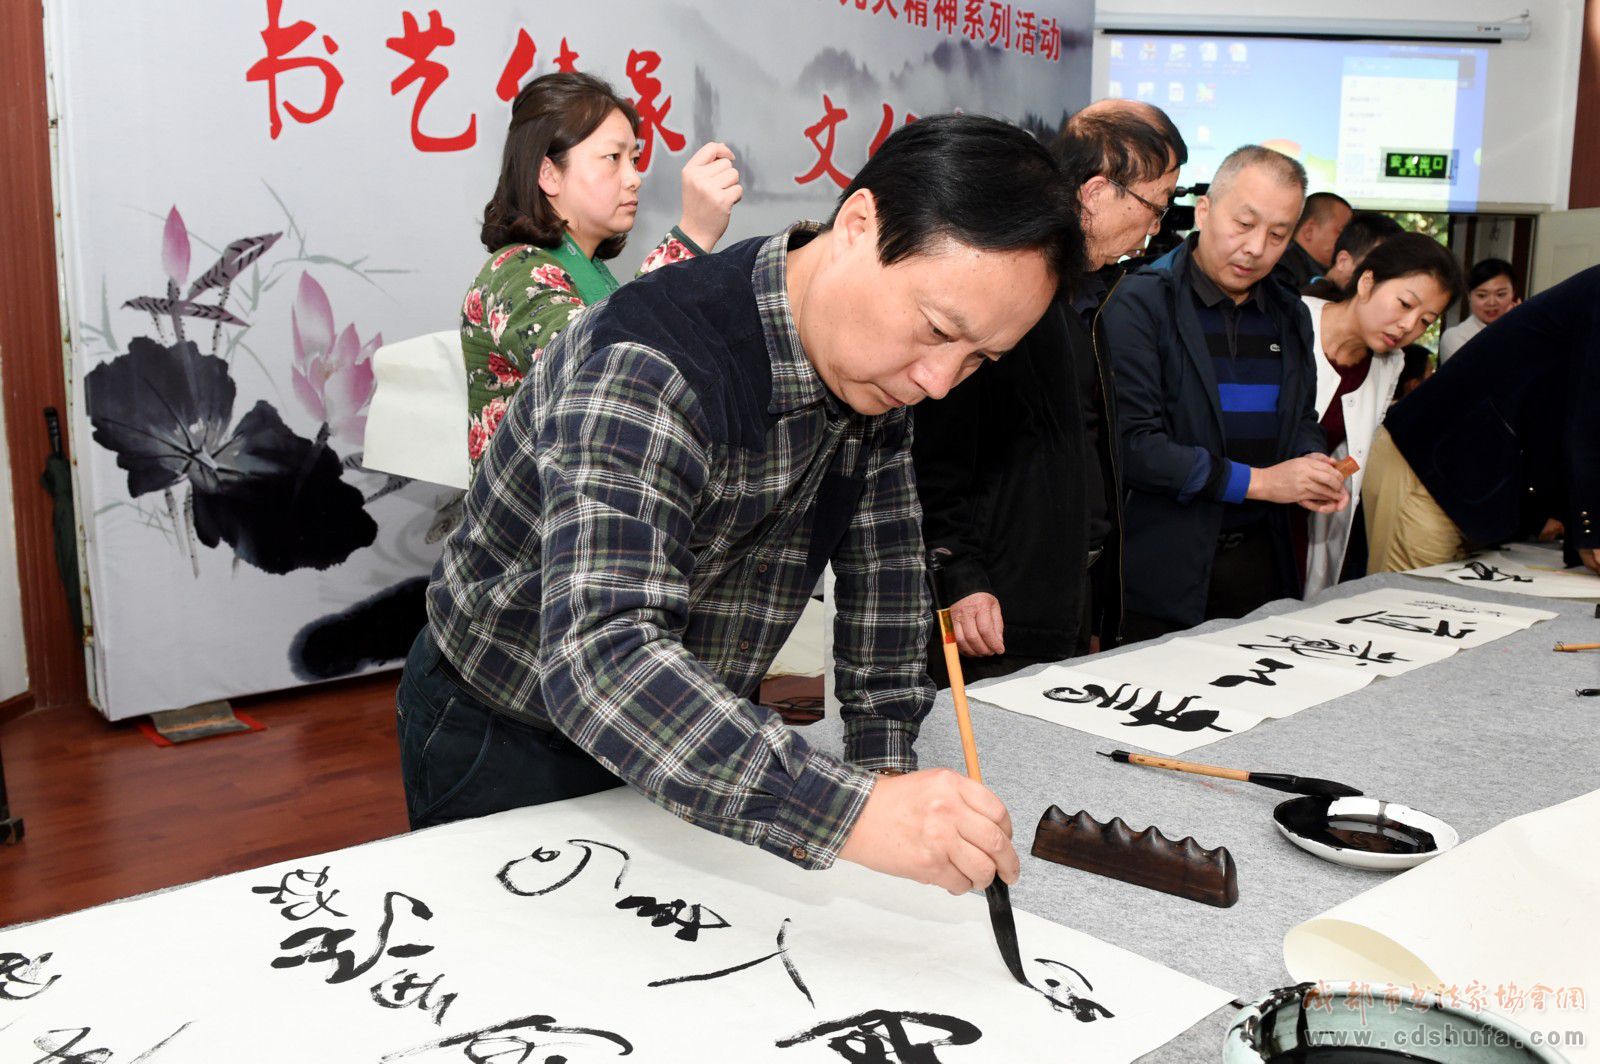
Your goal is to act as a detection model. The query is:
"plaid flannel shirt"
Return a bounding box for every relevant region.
[427,224,934,870]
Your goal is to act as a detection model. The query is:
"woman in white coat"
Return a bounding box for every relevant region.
[1299,233,1463,595]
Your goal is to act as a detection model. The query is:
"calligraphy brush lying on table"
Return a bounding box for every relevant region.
[1097,750,1363,799]
[926,547,1030,988]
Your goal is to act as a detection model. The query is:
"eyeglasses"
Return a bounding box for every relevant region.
[1109,179,1171,227]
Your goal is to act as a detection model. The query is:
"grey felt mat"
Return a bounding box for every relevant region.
[808,568,1600,1061]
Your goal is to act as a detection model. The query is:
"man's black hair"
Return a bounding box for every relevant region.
[1295,190,1352,231]
[1398,343,1433,390]
[829,113,1085,284]
[1333,211,1404,263]
[1302,212,1407,297]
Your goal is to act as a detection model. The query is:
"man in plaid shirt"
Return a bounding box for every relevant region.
[398,115,1082,895]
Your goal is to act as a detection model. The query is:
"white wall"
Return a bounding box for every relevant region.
[0,361,30,702]
[1092,0,1586,211]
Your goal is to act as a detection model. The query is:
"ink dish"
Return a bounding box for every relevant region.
[1272,796,1458,871]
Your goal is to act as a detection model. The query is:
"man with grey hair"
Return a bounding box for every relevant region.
[1102,145,1348,638]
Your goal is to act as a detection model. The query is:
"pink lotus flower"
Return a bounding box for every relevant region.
[468,396,510,460]
[291,272,381,445]
[163,206,191,286]
[528,264,574,293]
[463,288,485,325]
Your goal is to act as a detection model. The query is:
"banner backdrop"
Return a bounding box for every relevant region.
[49,0,1091,719]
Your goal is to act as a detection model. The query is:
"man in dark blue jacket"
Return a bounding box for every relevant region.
[1102,145,1348,638]
[1366,265,1600,579]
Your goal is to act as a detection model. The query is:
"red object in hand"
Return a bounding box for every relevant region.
[1334,455,1360,479]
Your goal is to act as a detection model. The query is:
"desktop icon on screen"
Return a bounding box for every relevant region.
[1200,41,1218,63]
[1228,42,1248,63]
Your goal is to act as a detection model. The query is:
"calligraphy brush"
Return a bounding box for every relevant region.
[1554,642,1600,653]
[926,547,1029,988]
[1097,750,1363,800]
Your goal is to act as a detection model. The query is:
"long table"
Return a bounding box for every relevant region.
[6,572,1594,1061]
[807,572,1600,1060]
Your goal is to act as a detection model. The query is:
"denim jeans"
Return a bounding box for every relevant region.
[395,628,622,830]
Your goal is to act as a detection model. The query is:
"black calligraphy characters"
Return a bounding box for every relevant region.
[496,840,631,898]
[1455,561,1533,584]
[0,951,60,1002]
[1336,610,1472,639]
[776,1009,982,1064]
[650,917,814,1006]
[1033,958,1114,1022]
[379,1012,632,1063]
[1044,682,1232,735]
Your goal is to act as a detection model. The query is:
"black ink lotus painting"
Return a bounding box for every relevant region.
[73,200,451,717]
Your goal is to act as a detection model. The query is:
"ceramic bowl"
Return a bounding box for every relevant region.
[1273,795,1460,871]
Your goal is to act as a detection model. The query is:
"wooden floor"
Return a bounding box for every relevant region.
[0,671,823,928]
[0,671,410,928]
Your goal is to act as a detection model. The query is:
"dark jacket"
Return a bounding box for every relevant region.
[1386,264,1600,562]
[911,290,1124,666]
[1101,240,1326,627]
[1271,240,1323,292]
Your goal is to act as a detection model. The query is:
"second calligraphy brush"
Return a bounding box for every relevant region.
[926,547,1029,988]
[1097,750,1363,800]
[1554,642,1600,652]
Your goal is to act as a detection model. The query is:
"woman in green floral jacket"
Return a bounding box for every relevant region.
[462,71,742,463]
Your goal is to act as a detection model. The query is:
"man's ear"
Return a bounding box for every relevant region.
[1193,194,1212,230]
[538,156,563,199]
[832,188,879,259]
[1078,175,1111,213]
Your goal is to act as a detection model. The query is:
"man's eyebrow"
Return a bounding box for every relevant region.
[927,303,975,337]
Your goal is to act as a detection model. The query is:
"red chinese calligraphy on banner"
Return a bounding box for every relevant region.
[796,93,853,189]
[797,95,916,188]
[868,103,917,157]
[1039,15,1061,60]
[962,0,986,41]
[988,3,1011,48]
[1016,9,1037,55]
[555,37,581,72]
[245,0,344,140]
[386,10,477,152]
[495,29,537,102]
[248,3,1064,154]
[830,0,1059,60]
[625,49,687,173]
